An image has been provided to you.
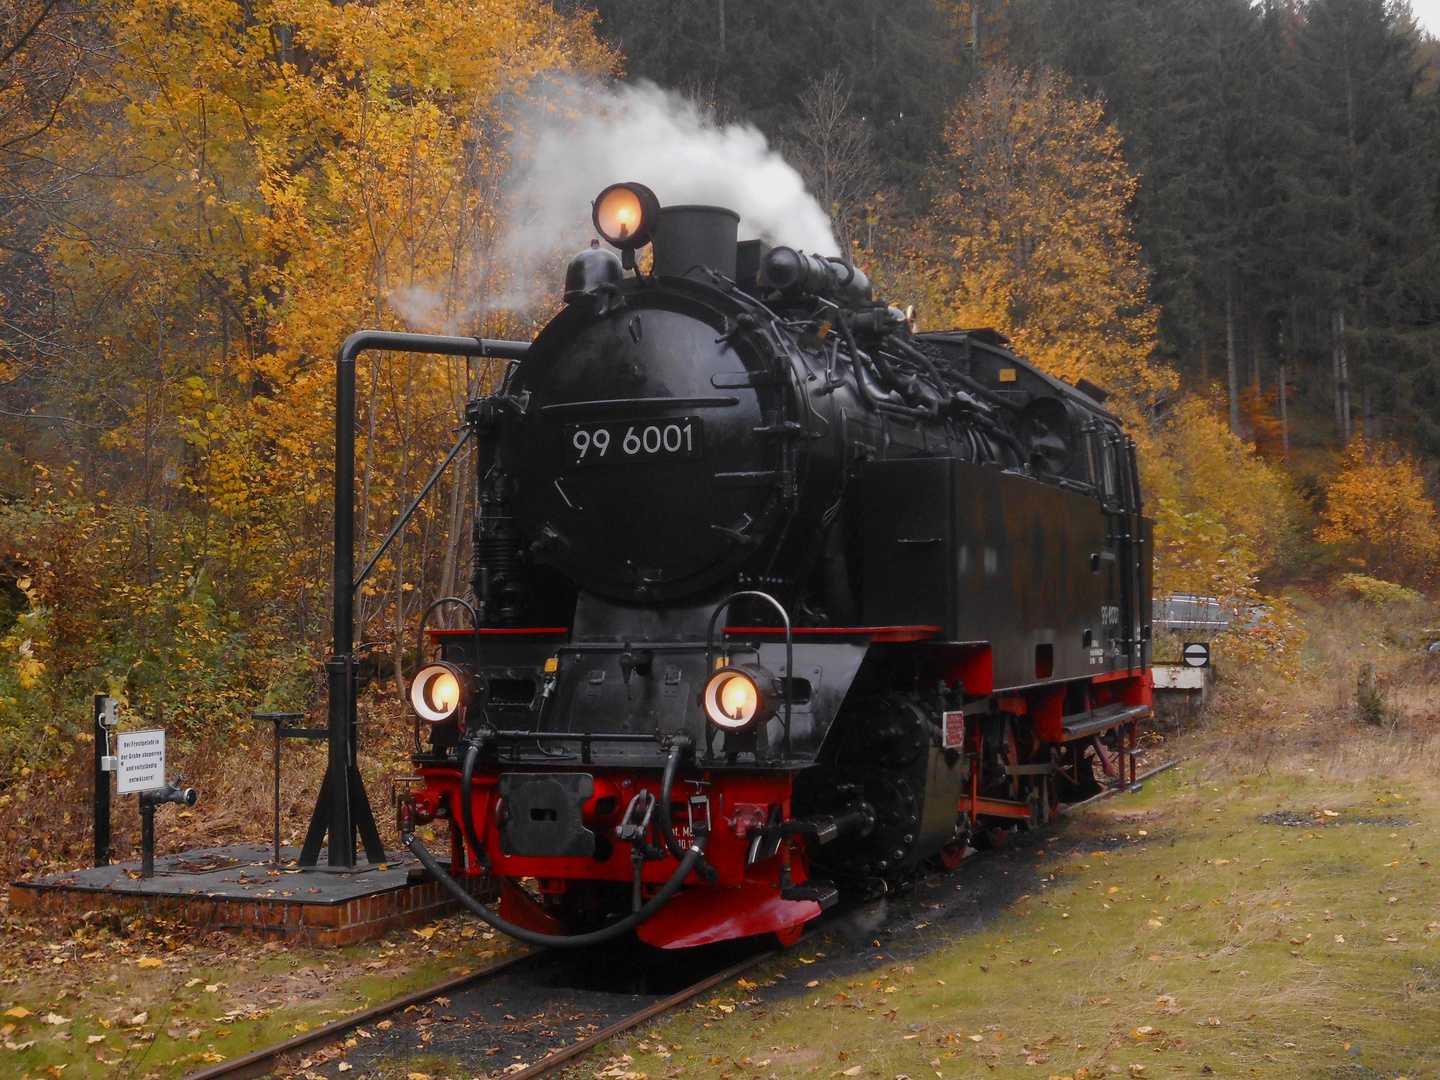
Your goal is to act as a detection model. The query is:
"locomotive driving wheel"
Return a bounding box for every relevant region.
[984,713,1059,828]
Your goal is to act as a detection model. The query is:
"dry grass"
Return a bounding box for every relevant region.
[1194,589,1440,783]
[562,594,1440,1080]
[593,765,1440,1080]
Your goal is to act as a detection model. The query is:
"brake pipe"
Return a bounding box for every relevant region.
[403,825,708,949]
[458,740,491,874]
[656,737,720,882]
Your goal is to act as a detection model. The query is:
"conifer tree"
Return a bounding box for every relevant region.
[1281,0,1438,448]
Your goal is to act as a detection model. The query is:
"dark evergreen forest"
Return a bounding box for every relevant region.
[577,0,1440,461]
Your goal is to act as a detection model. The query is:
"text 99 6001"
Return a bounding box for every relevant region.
[566,417,703,467]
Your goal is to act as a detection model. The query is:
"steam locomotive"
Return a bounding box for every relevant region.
[394,183,1153,950]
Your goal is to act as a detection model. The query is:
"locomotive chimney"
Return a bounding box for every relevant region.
[651,205,740,279]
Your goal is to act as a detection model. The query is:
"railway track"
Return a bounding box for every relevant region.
[181,758,1181,1080]
[179,929,798,1080]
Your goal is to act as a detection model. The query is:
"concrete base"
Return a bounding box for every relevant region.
[9,844,481,945]
[1152,664,1213,720]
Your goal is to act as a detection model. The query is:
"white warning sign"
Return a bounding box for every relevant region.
[116,729,166,794]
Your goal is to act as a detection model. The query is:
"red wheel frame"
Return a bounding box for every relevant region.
[937,839,969,870]
[773,920,806,947]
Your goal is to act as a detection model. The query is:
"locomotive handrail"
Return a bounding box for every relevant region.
[704,590,793,756]
[304,330,531,870]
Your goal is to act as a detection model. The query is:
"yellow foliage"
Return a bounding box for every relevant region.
[1142,398,1303,600]
[928,67,1174,419]
[1317,439,1439,583]
[0,0,613,754]
[1139,400,1307,668]
[1333,573,1426,606]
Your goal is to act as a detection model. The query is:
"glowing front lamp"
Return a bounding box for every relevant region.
[593,182,660,252]
[703,664,779,731]
[410,661,483,724]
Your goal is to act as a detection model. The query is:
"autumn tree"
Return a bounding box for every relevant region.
[0,0,614,736]
[923,66,1172,415]
[1317,439,1440,582]
[1143,397,1303,609]
[0,0,98,399]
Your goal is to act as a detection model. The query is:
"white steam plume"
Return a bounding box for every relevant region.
[491,77,839,311]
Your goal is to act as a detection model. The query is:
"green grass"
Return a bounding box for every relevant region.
[579,766,1439,1080]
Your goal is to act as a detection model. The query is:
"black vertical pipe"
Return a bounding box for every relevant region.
[326,335,357,865]
[93,694,110,868]
[273,721,282,865]
[139,798,155,878]
[310,331,530,869]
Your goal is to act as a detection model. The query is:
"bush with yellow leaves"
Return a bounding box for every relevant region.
[1317,439,1439,586]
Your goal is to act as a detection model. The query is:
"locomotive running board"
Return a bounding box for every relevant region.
[1061,702,1151,740]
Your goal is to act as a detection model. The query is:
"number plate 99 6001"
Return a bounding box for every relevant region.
[567,417,703,466]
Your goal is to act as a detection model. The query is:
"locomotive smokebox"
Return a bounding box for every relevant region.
[652,205,740,279]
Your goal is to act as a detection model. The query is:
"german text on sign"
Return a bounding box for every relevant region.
[116,729,166,794]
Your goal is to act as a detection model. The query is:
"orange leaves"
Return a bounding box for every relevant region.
[0,0,615,742]
[931,67,1170,416]
[1317,439,1439,583]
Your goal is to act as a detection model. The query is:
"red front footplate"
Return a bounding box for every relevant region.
[636,880,821,949]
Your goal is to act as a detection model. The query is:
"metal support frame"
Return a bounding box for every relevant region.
[255,712,322,865]
[300,330,530,869]
[139,798,156,879]
[93,695,112,867]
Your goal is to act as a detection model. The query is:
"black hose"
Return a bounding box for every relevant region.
[458,740,491,873]
[950,368,1013,411]
[656,743,688,860]
[865,341,918,402]
[889,335,952,392]
[405,827,708,949]
[656,739,720,881]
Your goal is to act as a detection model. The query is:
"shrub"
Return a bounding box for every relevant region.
[1335,573,1426,607]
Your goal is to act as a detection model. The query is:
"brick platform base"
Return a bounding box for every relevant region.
[9,844,490,945]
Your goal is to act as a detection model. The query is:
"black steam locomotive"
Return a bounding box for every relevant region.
[388,183,1153,949]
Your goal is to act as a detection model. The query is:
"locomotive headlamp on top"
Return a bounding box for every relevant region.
[702,664,781,730]
[410,661,486,724]
[592,182,660,268]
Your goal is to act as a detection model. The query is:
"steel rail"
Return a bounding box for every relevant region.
[178,948,534,1080]
[176,925,817,1080]
[500,936,804,1080]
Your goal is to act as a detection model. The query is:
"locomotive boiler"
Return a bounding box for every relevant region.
[381,183,1153,949]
